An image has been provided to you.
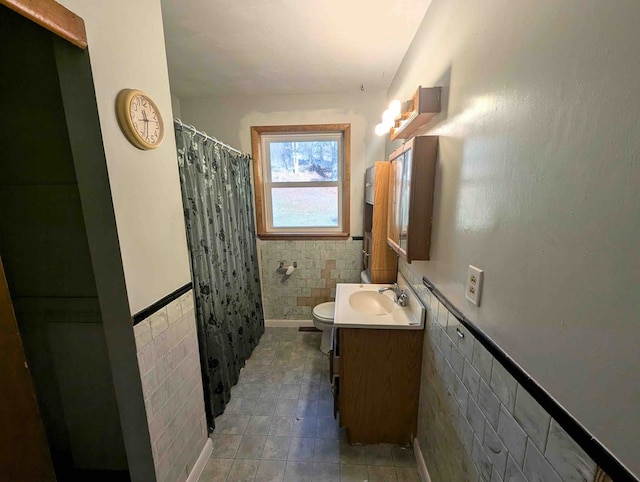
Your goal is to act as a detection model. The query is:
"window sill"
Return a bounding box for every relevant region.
[257,232,351,241]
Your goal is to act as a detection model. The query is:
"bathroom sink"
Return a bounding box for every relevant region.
[349,290,396,316]
[334,273,425,330]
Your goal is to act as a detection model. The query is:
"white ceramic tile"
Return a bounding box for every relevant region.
[523,438,562,482]
[453,375,470,414]
[180,290,195,315]
[490,361,518,412]
[449,344,466,378]
[467,397,487,440]
[437,301,449,327]
[167,298,183,325]
[150,307,170,338]
[513,385,551,451]
[456,324,475,360]
[463,359,481,400]
[472,340,494,382]
[544,420,597,481]
[472,435,493,480]
[134,319,153,349]
[497,404,528,467]
[483,422,508,479]
[478,379,501,429]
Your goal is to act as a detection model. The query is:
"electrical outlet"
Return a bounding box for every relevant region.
[466,265,483,306]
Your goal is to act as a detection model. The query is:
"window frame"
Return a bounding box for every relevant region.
[251,124,351,240]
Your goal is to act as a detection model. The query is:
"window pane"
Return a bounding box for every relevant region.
[271,187,339,227]
[268,140,339,182]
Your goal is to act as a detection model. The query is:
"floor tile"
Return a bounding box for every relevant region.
[296,399,319,418]
[316,416,339,439]
[283,461,314,482]
[390,445,417,467]
[368,465,398,481]
[255,459,286,482]
[236,434,267,459]
[396,466,421,481]
[339,441,367,465]
[210,433,242,458]
[227,458,260,481]
[200,329,422,482]
[246,415,273,435]
[269,416,295,436]
[262,435,291,460]
[279,384,301,399]
[313,462,341,481]
[274,399,298,416]
[365,444,395,466]
[293,417,318,437]
[253,398,278,416]
[288,437,316,462]
[259,384,282,400]
[340,464,368,481]
[217,414,250,435]
[314,437,340,463]
[198,457,233,481]
[232,398,258,415]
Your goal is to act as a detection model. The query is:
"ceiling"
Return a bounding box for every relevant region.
[161,0,431,98]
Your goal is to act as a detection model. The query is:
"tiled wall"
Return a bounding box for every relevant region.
[134,290,208,482]
[400,262,600,482]
[260,239,363,320]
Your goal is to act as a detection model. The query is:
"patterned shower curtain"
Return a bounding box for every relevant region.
[175,125,265,430]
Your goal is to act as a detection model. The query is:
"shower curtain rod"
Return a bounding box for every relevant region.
[173,118,245,156]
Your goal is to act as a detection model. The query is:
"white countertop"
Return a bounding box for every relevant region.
[334,273,425,330]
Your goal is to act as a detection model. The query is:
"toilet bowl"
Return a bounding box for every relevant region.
[312,302,335,354]
[312,270,371,354]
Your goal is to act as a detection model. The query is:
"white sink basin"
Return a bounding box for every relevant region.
[334,273,425,330]
[349,290,396,315]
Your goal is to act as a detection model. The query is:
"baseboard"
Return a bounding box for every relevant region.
[414,437,432,482]
[186,438,212,482]
[265,319,314,328]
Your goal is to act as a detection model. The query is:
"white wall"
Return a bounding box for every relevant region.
[180,91,387,236]
[59,0,191,314]
[171,93,182,119]
[389,0,640,475]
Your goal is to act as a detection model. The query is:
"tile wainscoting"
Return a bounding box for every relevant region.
[400,261,599,482]
[260,239,364,320]
[133,289,209,482]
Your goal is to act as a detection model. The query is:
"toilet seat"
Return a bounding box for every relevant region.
[312,302,335,323]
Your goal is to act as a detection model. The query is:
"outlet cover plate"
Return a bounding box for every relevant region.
[466,265,483,306]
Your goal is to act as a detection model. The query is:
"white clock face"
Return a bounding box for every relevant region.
[129,95,162,145]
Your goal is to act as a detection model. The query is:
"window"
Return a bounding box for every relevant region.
[251,124,350,239]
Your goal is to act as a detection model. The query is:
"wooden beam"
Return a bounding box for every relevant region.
[0,0,87,49]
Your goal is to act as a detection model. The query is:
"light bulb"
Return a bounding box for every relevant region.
[389,99,402,118]
[382,109,395,124]
[375,123,388,136]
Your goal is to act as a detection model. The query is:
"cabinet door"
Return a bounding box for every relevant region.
[364,166,375,204]
[398,147,412,254]
[387,157,402,248]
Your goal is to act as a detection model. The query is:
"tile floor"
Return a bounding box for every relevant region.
[198,327,420,482]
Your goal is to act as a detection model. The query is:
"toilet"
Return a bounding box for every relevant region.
[312,270,370,354]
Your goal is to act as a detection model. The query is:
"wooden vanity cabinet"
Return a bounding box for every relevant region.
[363,162,397,283]
[387,136,438,262]
[332,327,423,446]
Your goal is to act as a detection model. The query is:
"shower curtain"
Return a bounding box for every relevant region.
[175,124,265,430]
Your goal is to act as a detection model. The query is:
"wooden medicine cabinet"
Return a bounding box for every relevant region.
[363,162,397,283]
[387,136,438,262]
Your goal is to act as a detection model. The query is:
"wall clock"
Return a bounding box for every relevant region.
[116,89,164,150]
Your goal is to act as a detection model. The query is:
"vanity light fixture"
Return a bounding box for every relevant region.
[375,99,402,136]
[375,87,442,139]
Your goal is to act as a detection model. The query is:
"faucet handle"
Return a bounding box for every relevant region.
[397,291,409,307]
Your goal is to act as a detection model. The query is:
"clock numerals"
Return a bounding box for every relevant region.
[118,90,163,149]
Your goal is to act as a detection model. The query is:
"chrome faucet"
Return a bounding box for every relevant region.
[378,283,409,307]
